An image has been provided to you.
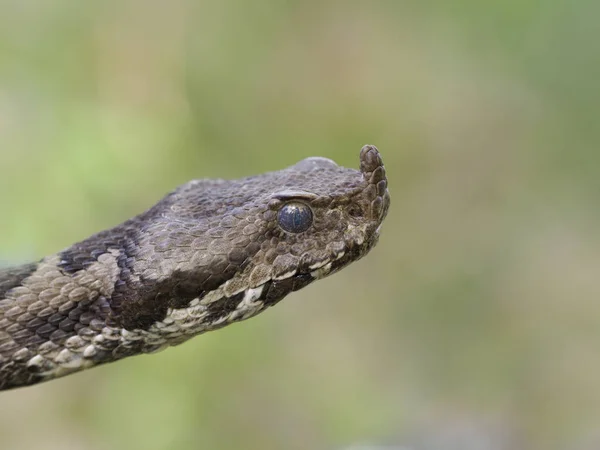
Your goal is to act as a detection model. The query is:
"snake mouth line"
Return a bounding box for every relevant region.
[155,249,353,331]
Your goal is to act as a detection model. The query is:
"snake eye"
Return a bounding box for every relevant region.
[277,202,313,233]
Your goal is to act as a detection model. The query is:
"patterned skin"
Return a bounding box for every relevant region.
[0,145,390,390]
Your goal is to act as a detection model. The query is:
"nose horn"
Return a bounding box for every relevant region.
[359,145,390,222]
[360,145,386,184]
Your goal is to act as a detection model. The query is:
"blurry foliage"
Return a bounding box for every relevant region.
[0,1,599,450]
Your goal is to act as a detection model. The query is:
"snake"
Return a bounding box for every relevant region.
[0,145,390,391]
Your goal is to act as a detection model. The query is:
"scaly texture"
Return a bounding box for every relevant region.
[0,145,390,390]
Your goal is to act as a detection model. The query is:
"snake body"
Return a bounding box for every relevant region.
[0,145,390,390]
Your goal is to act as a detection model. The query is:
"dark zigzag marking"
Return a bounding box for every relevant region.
[57,192,175,275]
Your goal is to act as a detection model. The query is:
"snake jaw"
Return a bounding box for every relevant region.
[0,145,390,390]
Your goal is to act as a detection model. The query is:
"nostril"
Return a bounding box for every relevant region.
[348,205,363,218]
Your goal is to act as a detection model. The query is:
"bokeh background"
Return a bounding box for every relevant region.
[0,1,599,449]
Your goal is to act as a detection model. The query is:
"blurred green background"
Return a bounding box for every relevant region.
[1,1,599,449]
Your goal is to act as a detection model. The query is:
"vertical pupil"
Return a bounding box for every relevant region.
[293,206,302,227]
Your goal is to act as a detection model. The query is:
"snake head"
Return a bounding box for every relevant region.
[208,144,391,304]
[118,145,391,333]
